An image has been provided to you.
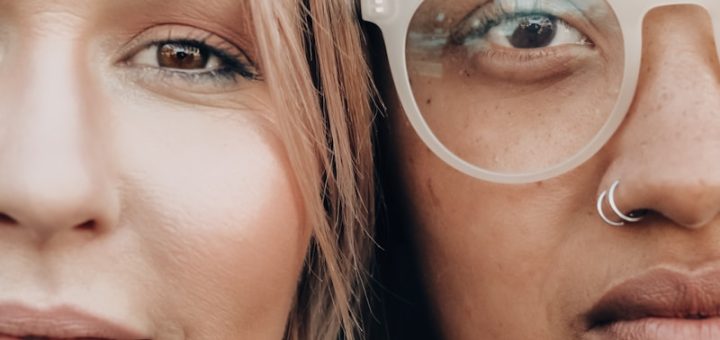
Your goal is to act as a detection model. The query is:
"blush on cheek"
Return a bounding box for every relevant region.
[115,99,310,338]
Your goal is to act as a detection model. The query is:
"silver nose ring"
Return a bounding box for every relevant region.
[597,180,646,226]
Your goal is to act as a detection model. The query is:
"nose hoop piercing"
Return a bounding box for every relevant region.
[597,180,646,226]
[597,190,624,226]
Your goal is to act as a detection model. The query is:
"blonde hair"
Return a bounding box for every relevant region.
[250,1,375,339]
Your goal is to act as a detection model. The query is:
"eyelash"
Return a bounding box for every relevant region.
[451,3,581,45]
[125,37,260,86]
[452,4,516,43]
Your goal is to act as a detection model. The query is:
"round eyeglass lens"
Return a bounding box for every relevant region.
[406,0,624,175]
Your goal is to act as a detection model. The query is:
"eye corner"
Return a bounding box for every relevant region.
[111,24,266,97]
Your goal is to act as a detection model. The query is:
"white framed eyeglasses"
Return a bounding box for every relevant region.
[362,0,720,184]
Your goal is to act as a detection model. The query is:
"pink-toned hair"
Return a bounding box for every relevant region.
[250,1,375,339]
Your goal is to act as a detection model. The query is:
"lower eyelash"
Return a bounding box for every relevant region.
[230,65,262,81]
[125,65,243,92]
[160,67,242,86]
[198,46,260,81]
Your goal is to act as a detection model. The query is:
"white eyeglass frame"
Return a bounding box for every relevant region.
[362,0,720,184]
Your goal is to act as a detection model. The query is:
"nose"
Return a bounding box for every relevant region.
[0,36,119,243]
[599,5,720,229]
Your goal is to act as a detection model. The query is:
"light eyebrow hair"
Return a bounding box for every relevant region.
[92,0,258,58]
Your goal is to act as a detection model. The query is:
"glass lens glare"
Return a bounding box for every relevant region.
[406,0,623,175]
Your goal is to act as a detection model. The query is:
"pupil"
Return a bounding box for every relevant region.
[509,15,557,49]
[158,43,209,69]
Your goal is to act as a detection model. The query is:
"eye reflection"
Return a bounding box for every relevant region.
[123,27,261,87]
[455,13,590,51]
[157,42,210,70]
[508,15,557,48]
[130,40,239,74]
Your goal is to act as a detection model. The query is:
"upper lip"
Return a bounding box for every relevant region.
[586,268,720,330]
[0,303,148,339]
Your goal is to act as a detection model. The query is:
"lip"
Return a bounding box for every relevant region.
[0,304,149,339]
[585,268,720,340]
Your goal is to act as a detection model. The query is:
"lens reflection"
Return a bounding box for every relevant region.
[406,0,624,174]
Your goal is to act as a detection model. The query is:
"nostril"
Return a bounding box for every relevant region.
[75,220,97,231]
[0,213,18,225]
[628,209,650,219]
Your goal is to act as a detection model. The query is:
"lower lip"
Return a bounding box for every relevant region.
[588,318,720,340]
[0,336,103,340]
[0,335,111,340]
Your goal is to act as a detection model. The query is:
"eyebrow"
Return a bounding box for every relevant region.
[1,0,259,63]
[6,0,255,38]
[107,0,254,33]
[105,0,257,57]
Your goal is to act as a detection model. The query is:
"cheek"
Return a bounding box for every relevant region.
[409,63,618,173]
[113,95,309,338]
[392,120,605,338]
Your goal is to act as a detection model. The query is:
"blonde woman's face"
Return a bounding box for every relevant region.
[0,1,310,339]
[386,4,720,340]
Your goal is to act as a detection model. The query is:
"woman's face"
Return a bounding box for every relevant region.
[0,1,309,339]
[385,3,720,340]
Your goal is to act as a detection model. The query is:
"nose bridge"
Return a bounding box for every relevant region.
[0,25,117,238]
[612,0,720,58]
[10,35,93,182]
[640,1,720,51]
[633,5,720,143]
[611,0,720,14]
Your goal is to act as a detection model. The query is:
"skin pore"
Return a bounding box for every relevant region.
[0,1,309,339]
[383,3,720,340]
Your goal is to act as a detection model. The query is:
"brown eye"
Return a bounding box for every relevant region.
[157,43,209,69]
[509,16,557,49]
[126,37,260,83]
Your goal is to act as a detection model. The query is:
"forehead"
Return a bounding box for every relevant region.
[0,0,253,31]
[0,0,250,12]
[0,0,257,55]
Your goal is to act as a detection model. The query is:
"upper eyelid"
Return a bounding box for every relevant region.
[450,4,507,43]
[128,40,261,82]
[142,39,244,65]
[450,1,590,43]
[117,24,256,67]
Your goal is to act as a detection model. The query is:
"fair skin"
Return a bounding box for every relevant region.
[384,3,720,340]
[0,1,309,339]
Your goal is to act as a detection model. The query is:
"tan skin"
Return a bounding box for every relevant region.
[382,4,720,340]
[0,1,309,339]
